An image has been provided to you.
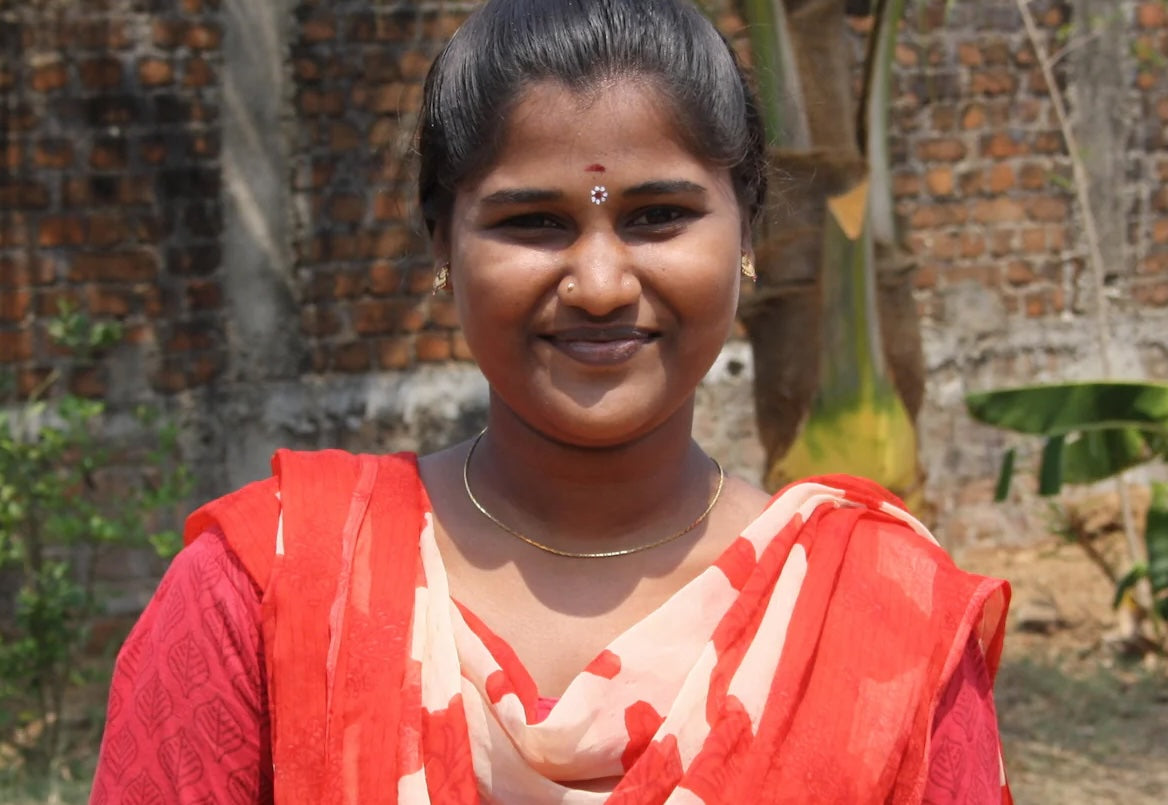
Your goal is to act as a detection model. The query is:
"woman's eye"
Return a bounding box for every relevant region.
[497,213,562,230]
[628,206,689,228]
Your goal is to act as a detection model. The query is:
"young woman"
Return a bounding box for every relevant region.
[92,1,1012,802]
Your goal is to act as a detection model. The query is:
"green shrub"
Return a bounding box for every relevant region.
[0,305,190,786]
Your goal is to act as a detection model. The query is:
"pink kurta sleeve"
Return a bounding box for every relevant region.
[923,638,1007,804]
[90,528,272,804]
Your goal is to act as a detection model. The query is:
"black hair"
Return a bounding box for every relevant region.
[417,0,767,234]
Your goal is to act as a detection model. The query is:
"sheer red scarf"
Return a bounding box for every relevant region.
[185,450,1011,804]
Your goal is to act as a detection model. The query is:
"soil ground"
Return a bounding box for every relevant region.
[2,522,1165,803]
[959,531,1168,804]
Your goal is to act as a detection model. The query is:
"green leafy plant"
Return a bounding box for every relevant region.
[0,304,191,787]
[966,381,1168,633]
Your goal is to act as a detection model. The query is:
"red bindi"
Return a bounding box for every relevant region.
[585,164,606,173]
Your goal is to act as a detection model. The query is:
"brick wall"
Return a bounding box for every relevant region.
[1,0,226,401]
[2,0,1167,554]
[290,2,474,375]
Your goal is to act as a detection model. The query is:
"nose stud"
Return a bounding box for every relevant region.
[565,280,577,294]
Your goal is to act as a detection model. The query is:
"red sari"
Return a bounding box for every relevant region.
[92,450,1012,804]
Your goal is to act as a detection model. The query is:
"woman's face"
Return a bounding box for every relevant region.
[436,79,749,448]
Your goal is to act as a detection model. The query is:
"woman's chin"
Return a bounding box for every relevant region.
[502,393,693,450]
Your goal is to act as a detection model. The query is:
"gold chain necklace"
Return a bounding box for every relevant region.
[462,429,725,559]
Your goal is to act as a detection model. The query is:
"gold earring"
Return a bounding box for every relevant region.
[741,254,756,282]
[433,262,451,295]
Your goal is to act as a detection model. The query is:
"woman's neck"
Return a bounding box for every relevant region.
[466,398,714,550]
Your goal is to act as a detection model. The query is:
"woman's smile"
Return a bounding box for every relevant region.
[538,325,661,366]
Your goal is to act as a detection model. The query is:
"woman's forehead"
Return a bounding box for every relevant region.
[479,80,717,181]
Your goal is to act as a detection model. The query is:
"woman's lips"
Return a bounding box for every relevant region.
[540,327,658,366]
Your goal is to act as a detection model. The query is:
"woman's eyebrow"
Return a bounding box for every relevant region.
[480,187,564,205]
[623,179,706,197]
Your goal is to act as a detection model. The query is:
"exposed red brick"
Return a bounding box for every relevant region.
[153,19,189,49]
[989,230,1016,257]
[366,226,421,258]
[183,57,215,87]
[364,82,423,115]
[913,263,938,290]
[79,57,124,89]
[0,291,32,322]
[0,256,56,287]
[90,138,129,170]
[86,286,135,317]
[70,250,159,283]
[165,323,215,353]
[1134,281,1168,306]
[1020,228,1046,254]
[916,138,967,162]
[368,261,403,295]
[329,194,366,223]
[184,24,222,51]
[353,299,425,335]
[301,306,342,337]
[957,42,982,67]
[429,297,460,329]
[960,104,986,130]
[302,16,338,43]
[398,50,434,80]
[970,69,1017,96]
[408,267,436,295]
[329,122,361,150]
[960,233,986,259]
[168,246,221,276]
[1033,132,1065,154]
[1019,163,1052,190]
[972,198,1025,224]
[36,288,81,318]
[891,172,921,198]
[377,336,413,369]
[186,280,223,311]
[139,57,174,86]
[987,164,1015,194]
[0,330,33,362]
[924,168,954,197]
[333,342,372,373]
[34,140,73,169]
[38,216,86,247]
[1005,261,1036,286]
[30,60,68,92]
[981,133,1027,159]
[1138,2,1167,29]
[416,332,451,362]
[1027,196,1070,223]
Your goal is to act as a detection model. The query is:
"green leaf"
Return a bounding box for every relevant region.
[966,381,1168,489]
[1114,564,1147,610]
[965,381,1168,437]
[1038,436,1065,496]
[994,447,1016,502]
[1061,428,1154,485]
[1146,482,1168,596]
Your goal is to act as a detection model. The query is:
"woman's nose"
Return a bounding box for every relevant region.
[557,231,641,315]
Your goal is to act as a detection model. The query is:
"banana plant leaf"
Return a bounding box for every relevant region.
[1113,482,1168,618]
[966,381,1168,498]
[1148,482,1168,617]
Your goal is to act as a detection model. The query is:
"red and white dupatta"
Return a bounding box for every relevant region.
[189,451,1011,804]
